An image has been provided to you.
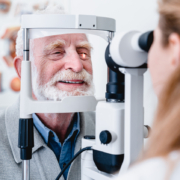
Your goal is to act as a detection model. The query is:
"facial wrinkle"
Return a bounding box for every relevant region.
[44,39,66,52]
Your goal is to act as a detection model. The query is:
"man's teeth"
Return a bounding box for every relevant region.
[59,80,84,84]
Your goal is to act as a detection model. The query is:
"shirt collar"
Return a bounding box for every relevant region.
[33,113,50,144]
[33,113,80,144]
[65,113,80,143]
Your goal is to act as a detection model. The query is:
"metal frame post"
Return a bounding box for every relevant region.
[19,28,32,180]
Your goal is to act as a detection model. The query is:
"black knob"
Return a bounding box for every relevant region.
[99,130,112,145]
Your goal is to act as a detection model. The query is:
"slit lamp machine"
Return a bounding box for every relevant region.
[18,14,153,180]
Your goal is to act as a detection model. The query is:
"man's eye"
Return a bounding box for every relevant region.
[79,53,88,59]
[54,51,62,54]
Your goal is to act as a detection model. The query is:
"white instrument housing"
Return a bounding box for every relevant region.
[22,14,116,41]
[110,31,147,67]
[93,101,124,155]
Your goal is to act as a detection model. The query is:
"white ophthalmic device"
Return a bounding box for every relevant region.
[19,14,153,180]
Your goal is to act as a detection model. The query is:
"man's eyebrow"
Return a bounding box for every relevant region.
[76,41,93,51]
[43,40,66,52]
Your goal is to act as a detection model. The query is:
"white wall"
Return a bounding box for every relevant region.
[70,0,159,126]
[0,0,22,108]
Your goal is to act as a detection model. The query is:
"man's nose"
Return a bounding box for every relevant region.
[64,51,83,72]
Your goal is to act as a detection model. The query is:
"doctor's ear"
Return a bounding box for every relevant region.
[14,56,23,79]
[168,33,180,67]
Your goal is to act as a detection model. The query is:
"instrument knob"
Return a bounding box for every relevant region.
[99,130,112,145]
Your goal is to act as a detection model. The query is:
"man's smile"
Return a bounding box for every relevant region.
[57,80,85,86]
[59,80,84,84]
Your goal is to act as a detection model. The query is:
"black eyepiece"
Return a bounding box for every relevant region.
[138,31,153,52]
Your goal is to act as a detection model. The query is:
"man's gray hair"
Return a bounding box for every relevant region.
[15,4,66,57]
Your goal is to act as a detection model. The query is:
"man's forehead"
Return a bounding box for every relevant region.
[35,33,88,45]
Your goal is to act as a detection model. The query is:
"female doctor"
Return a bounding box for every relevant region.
[120,0,180,179]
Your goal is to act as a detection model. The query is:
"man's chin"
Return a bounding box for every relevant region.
[33,82,95,101]
[34,90,93,101]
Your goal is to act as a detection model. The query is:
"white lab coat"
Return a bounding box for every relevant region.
[119,151,180,180]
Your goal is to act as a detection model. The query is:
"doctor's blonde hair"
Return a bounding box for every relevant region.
[143,0,180,159]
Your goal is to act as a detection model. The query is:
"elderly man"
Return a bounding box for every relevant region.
[0,5,95,180]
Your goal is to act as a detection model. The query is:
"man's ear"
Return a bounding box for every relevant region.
[14,56,23,79]
[168,33,180,68]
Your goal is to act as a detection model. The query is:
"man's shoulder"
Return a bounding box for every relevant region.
[0,101,19,148]
[0,107,11,157]
[0,108,9,142]
[0,108,6,130]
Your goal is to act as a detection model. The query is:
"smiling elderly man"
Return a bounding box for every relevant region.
[0,5,95,180]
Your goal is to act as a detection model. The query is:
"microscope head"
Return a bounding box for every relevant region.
[106,30,153,70]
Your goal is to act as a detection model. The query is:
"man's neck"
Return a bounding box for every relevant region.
[36,113,74,144]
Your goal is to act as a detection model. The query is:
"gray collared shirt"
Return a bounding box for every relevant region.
[33,113,80,180]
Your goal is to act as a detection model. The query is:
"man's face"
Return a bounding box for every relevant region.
[31,33,94,100]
